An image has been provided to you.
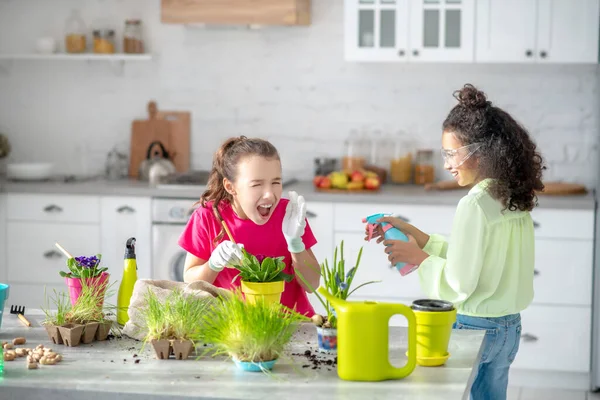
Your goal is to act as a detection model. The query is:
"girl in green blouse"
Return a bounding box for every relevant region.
[369,84,545,400]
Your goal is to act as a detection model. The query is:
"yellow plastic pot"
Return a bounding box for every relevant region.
[241,280,284,305]
[412,307,457,367]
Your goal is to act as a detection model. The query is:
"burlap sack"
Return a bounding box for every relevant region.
[122,279,231,341]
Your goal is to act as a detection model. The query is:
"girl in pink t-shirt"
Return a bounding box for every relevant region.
[178,136,321,316]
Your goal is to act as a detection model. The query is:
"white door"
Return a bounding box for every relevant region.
[409,0,475,62]
[344,0,410,61]
[475,0,537,63]
[536,0,600,63]
[100,197,152,305]
[152,224,188,282]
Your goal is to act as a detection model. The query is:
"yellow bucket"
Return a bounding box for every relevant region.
[411,299,456,367]
[241,280,284,305]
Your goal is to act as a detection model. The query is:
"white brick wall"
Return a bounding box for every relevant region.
[0,0,598,187]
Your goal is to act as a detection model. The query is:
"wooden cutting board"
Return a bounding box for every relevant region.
[129,101,174,178]
[156,110,190,174]
[424,180,588,196]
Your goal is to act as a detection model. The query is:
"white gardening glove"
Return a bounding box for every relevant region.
[208,241,244,272]
[282,191,307,254]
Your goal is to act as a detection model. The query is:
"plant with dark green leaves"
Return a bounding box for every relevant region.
[296,241,380,329]
[231,248,293,284]
[59,254,108,279]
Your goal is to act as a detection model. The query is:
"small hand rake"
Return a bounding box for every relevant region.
[10,305,32,327]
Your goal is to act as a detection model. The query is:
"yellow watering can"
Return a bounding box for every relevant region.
[318,287,417,381]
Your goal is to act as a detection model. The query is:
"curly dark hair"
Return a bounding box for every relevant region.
[442,84,545,212]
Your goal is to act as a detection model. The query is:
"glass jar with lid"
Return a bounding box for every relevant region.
[93,29,115,54]
[65,9,87,53]
[414,149,435,185]
[342,130,368,171]
[390,131,413,184]
[123,19,144,54]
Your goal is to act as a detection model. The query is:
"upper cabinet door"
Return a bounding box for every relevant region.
[344,0,409,61]
[536,0,600,64]
[475,0,537,63]
[409,0,475,62]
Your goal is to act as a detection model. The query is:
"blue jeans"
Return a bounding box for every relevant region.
[454,313,522,400]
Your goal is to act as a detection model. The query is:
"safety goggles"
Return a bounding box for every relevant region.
[440,143,483,168]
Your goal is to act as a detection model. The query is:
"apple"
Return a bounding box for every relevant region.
[313,175,325,188]
[364,176,380,190]
[318,177,332,189]
[350,170,365,183]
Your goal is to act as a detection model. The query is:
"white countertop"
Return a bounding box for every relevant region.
[0,309,485,400]
[0,178,595,209]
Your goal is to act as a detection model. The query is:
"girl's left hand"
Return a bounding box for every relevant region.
[282,191,307,253]
[383,235,429,266]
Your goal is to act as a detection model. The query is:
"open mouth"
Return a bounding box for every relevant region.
[257,204,273,218]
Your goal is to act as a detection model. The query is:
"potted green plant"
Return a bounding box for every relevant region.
[297,241,379,353]
[200,290,307,372]
[59,254,109,306]
[231,249,293,305]
[140,289,212,360]
[41,288,71,345]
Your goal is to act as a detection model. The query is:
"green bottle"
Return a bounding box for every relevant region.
[117,237,138,325]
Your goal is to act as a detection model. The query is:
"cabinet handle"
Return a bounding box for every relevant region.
[540,51,547,58]
[534,269,540,276]
[398,49,405,57]
[525,49,533,57]
[306,210,318,219]
[44,250,63,259]
[412,49,419,56]
[43,204,63,213]
[533,220,540,229]
[521,333,538,342]
[116,205,135,214]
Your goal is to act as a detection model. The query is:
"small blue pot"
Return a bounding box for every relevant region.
[232,357,277,372]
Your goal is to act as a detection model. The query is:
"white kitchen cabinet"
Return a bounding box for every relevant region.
[100,196,151,306]
[5,193,101,309]
[476,0,600,63]
[344,0,474,62]
[305,202,334,266]
[513,304,591,373]
[408,0,475,62]
[100,196,152,282]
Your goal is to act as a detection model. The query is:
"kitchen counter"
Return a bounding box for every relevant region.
[0,309,484,400]
[0,179,595,209]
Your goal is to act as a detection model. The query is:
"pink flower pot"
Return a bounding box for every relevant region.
[65,272,110,306]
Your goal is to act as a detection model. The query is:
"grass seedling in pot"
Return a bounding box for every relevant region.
[140,289,213,360]
[41,288,72,345]
[199,290,308,373]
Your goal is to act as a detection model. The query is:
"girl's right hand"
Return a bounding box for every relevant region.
[208,241,244,272]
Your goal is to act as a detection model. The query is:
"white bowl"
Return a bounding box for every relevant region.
[7,163,54,181]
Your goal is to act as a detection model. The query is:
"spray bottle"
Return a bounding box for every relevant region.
[363,213,419,276]
[117,237,137,325]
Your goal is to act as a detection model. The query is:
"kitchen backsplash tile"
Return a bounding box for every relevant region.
[0,0,597,187]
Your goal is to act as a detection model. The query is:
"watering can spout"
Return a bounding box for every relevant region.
[317,287,343,310]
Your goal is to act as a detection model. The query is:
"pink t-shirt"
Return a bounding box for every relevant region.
[178,199,317,317]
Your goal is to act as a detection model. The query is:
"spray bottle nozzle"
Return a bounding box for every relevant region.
[125,237,136,259]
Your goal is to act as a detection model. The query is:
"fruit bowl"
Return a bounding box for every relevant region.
[313,169,381,192]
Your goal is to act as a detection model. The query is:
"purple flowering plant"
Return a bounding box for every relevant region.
[59,254,108,279]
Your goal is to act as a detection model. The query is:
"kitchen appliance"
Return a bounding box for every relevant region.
[139,141,176,182]
[152,198,200,282]
[317,287,417,381]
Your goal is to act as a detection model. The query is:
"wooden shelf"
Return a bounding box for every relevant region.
[0,53,152,61]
